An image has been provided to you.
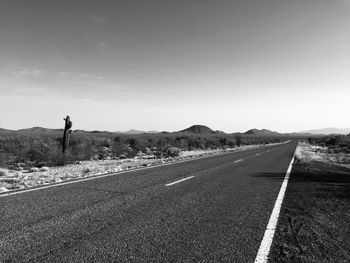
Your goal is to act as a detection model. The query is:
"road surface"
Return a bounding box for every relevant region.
[0,141,297,262]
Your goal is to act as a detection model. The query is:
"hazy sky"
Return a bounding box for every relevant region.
[1,0,349,132]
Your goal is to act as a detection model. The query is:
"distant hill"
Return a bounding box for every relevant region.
[16,127,62,134]
[0,128,14,133]
[299,128,350,135]
[117,129,159,135]
[180,125,216,134]
[244,128,280,135]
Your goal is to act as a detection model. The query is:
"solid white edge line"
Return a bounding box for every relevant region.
[165,176,195,186]
[0,141,292,198]
[254,144,298,263]
[234,159,243,163]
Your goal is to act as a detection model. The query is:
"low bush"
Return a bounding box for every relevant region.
[163,146,181,157]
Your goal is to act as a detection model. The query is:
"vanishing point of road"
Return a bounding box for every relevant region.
[0,141,297,262]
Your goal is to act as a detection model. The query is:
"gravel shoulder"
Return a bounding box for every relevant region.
[269,141,350,263]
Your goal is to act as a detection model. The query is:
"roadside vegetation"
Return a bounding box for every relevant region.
[0,130,286,169]
[307,133,350,153]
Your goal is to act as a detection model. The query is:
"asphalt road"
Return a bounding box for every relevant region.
[0,141,297,262]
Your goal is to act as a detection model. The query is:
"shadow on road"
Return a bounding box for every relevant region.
[252,172,286,181]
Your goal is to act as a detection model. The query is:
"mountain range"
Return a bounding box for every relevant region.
[299,128,350,135]
[0,125,349,136]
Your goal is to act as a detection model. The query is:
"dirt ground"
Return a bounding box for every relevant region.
[269,143,350,263]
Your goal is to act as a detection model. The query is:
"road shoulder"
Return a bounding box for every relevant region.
[269,145,350,262]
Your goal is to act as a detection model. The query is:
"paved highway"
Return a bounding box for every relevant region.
[0,141,297,262]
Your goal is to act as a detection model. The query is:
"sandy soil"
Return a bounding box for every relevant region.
[295,141,350,167]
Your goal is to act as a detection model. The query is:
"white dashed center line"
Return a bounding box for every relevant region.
[234,159,243,163]
[256,153,261,156]
[165,176,195,186]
